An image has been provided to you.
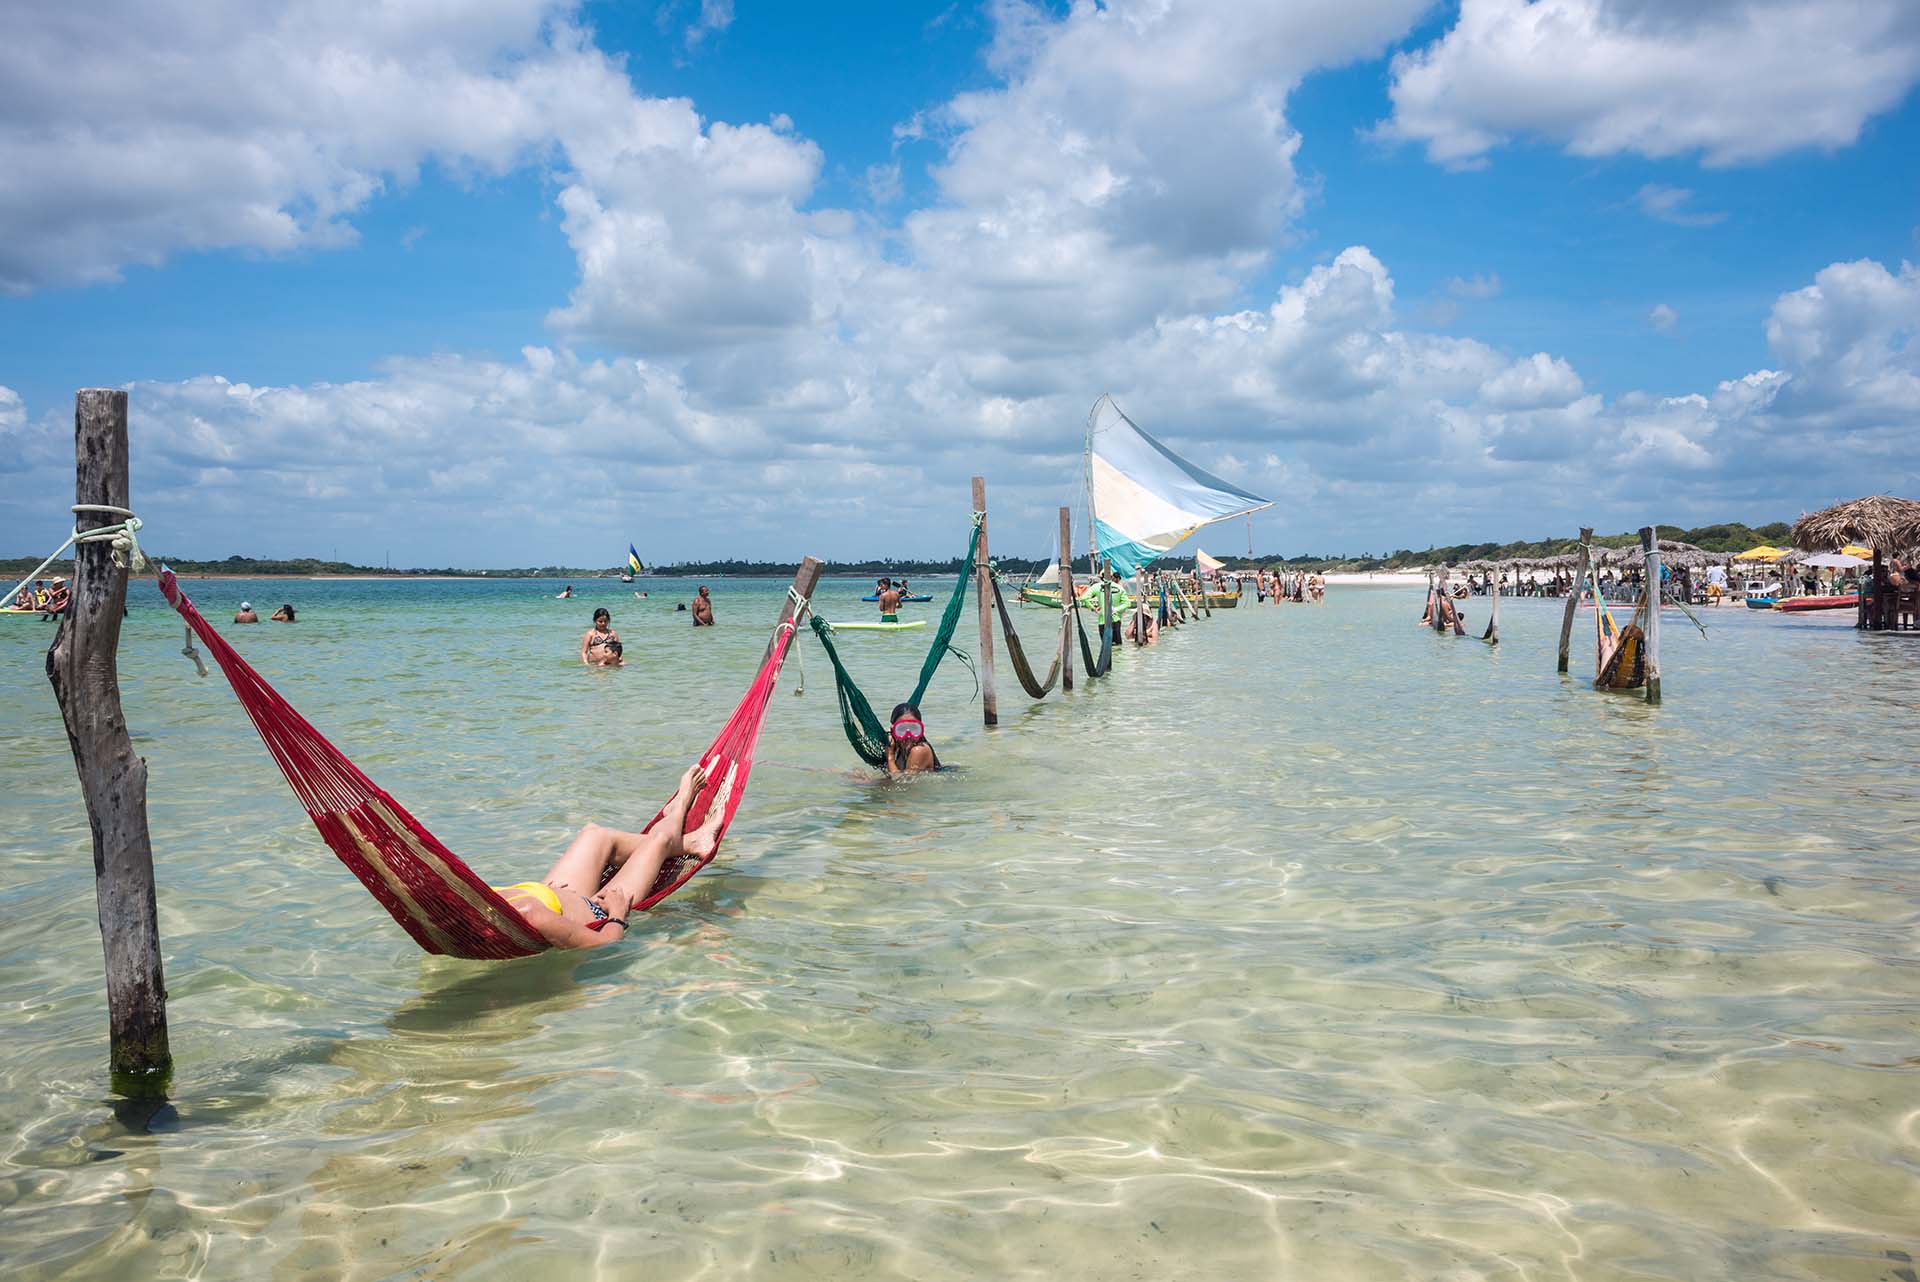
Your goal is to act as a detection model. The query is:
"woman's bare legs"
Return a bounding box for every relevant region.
[541,763,706,898]
[591,762,717,909]
[680,762,737,861]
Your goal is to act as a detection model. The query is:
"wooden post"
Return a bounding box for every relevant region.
[1058,507,1075,691]
[762,554,824,664]
[1640,527,1662,704]
[1557,527,1592,673]
[971,477,998,727]
[46,389,172,1098]
[1863,549,1882,630]
[1483,571,1501,644]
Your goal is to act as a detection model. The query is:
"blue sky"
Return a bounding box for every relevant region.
[3,1,1918,567]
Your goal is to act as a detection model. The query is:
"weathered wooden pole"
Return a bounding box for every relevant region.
[46,389,172,1097]
[1640,526,1662,704]
[1557,527,1593,673]
[971,477,998,727]
[761,554,824,664]
[1483,570,1501,644]
[1058,507,1075,692]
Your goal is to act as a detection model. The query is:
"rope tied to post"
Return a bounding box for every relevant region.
[785,585,814,696]
[72,505,149,572]
[3,504,150,612]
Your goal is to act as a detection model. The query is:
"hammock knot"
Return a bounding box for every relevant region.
[71,504,149,572]
[2,504,149,610]
[970,510,985,529]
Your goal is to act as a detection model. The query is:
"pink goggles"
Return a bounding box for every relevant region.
[890,719,925,742]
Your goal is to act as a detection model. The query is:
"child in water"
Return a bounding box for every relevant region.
[885,702,941,774]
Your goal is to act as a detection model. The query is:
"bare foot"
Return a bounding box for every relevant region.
[682,762,738,861]
[678,761,710,804]
[656,760,707,833]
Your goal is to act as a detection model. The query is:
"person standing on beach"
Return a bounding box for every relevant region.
[692,585,715,626]
[234,601,259,624]
[877,578,901,623]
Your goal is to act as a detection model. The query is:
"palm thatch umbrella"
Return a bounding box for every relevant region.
[1791,495,1920,631]
[1791,495,1920,552]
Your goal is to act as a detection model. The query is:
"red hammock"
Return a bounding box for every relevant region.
[157,568,801,960]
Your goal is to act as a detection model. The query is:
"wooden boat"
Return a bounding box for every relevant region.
[1745,597,1778,610]
[1202,590,1240,608]
[1774,593,1859,613]
[1015,581,1134,615]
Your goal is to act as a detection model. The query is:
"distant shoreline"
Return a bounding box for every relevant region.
[148,572,961,582]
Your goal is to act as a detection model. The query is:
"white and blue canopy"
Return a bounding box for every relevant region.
[1087,396,1271,576]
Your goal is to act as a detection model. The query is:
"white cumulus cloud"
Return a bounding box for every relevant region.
[0,0,629,293]
[1382,0,1920,168]
[3,0,1916,560]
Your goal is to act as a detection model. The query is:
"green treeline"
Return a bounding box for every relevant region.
[2,521,1793,580]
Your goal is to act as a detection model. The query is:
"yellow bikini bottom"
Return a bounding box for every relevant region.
[492,881,563,915]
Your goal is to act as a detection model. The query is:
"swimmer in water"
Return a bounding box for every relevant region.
[581,607,623,666]
[884,702,940,774]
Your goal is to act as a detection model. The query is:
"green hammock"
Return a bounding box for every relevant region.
[1070,583,1114,679]
[811,522,981,767]
[988,570,1064,698]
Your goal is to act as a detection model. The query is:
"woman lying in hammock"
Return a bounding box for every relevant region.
[492,761,735,949]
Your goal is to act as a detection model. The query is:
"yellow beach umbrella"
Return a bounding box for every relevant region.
[1840,544,1874,559]
[1734,545,1788,562]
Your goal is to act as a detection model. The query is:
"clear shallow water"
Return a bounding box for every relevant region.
[1,577,1916,1280]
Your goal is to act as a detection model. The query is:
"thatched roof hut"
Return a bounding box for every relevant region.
[1792,496,1920,552]
[1591,539,1710,569]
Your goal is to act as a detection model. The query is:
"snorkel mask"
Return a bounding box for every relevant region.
[890,718,925,743]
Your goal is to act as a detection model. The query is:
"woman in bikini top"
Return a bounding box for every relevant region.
[485,762,736,949]
[581,607,622,665]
